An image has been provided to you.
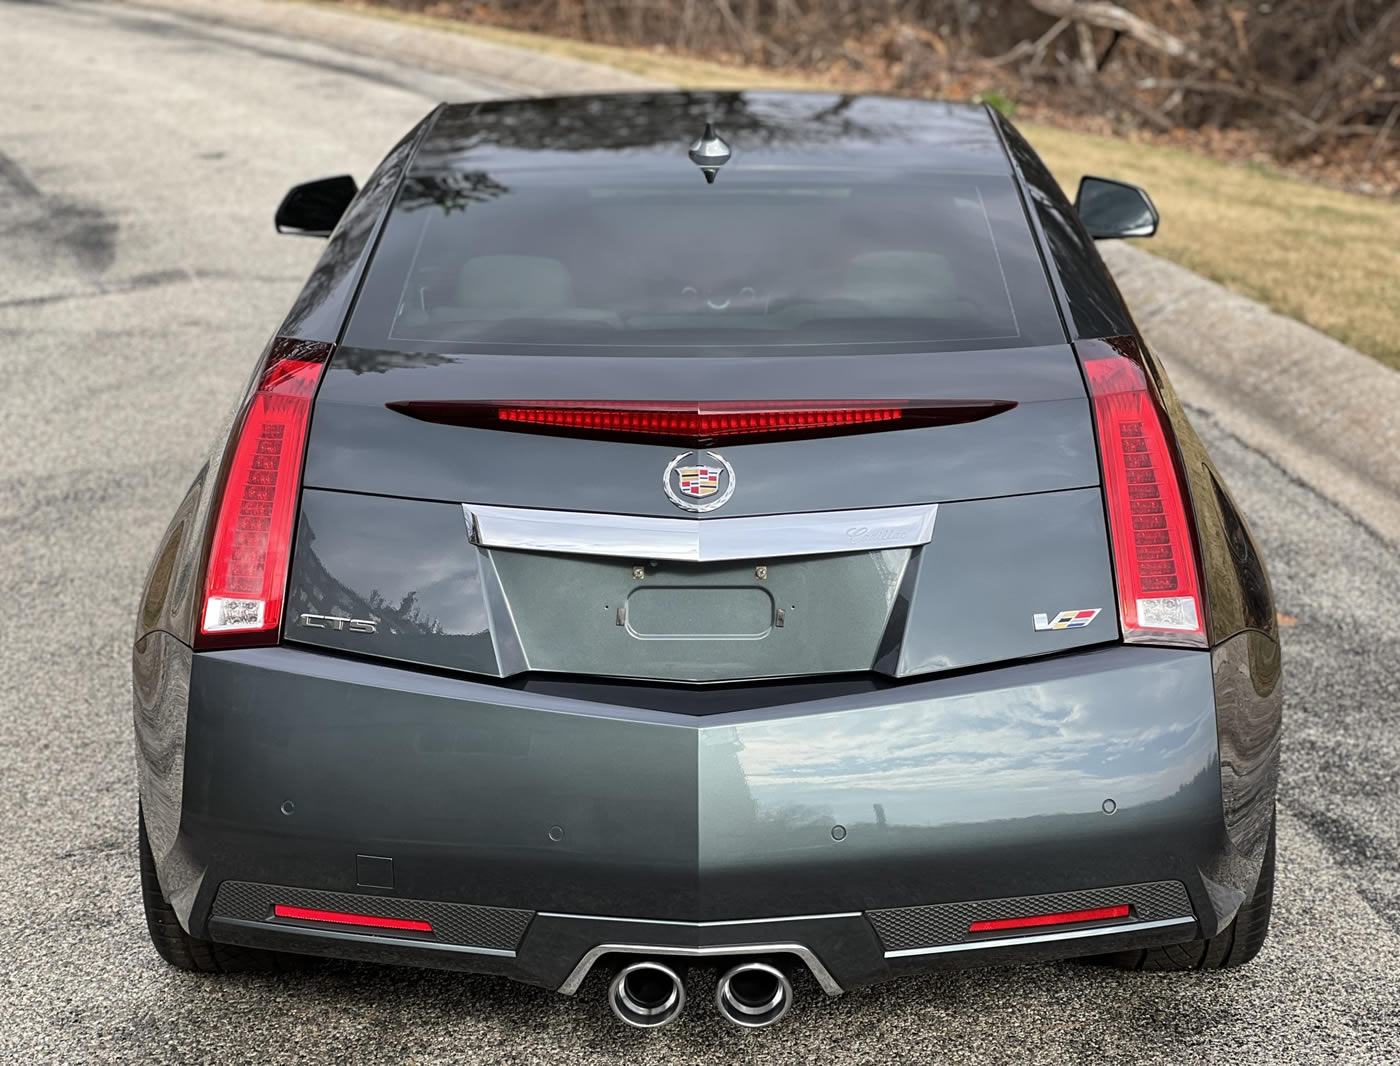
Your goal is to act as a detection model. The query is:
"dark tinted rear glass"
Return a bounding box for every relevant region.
[345,169,1064,355]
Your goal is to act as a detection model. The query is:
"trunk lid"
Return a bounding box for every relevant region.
[304,344,1096,512]
[287,344,1118,683]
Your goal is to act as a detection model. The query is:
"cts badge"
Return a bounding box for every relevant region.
[663,450,736,512]
[1034,609,1101,631]
[298,614,378,633]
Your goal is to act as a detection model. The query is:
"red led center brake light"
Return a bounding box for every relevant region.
[386,399,1016,446]
[969,904,1131,933]
[499,402,902,437]
[273,904,433,933]
[196,337,332,650]
[1079,337,1206,647]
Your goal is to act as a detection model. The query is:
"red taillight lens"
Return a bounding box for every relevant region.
[386,399,1016,445]
[196,338,331,650]
[273,905,432,933]
[1080,338,1205,647]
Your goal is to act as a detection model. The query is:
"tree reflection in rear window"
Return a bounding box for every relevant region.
[344,170,1065,355]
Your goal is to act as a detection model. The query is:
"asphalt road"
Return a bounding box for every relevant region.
[2,1,1398,1063]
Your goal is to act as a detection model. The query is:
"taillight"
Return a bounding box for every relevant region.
[1079,337,1206,648]
[195,338,331,650]
[385,398,1016,445]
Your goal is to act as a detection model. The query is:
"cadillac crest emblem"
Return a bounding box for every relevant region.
[663,450,735,512]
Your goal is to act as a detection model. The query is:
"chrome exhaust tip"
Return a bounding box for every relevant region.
[714,961,794,1029]
[607,960,686,1029]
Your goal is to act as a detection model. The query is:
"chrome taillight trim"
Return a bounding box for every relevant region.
[464,502,938,562]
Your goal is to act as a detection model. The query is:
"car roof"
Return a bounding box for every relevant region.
[409,92,1012,179]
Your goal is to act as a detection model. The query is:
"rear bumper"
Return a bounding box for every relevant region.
[135,637,1273,992]
[205,878,1199,993]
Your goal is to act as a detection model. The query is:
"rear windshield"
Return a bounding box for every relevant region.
[344,169,1064,355]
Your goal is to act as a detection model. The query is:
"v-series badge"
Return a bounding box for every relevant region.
[1033,609,1102,631]
[298,613,377,633]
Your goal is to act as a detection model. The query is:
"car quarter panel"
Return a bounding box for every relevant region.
[275,111,435,343]
[132,114,429,649]
[1212,629,1282,872]
[991,112,1135,342]
[994,111,1278,648]
[133,631,194,869]
[1148,347,1279,645]
[133,360,260,648]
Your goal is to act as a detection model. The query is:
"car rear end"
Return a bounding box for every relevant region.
[134,94,1278,1019]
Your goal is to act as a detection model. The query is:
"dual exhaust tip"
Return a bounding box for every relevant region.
[714,961,794,1028]
[608,961,687,1029]
[607,959,794,1030]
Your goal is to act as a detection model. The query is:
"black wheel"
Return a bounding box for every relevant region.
[139,808,306,973]
[1101,811,1276,972]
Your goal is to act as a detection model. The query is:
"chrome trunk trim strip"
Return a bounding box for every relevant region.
[465,502,938,562]
[881,915,1196,958]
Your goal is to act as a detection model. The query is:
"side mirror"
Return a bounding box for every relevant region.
[1075,176,1159,239]
[275,175,358,237]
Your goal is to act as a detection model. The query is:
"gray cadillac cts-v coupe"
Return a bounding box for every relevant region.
[133,92,1281,1029]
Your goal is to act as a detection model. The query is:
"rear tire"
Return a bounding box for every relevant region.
[1100,811,1275,972]
[139,808,306,973]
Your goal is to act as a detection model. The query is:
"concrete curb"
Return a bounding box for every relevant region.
[127,0,1400,541]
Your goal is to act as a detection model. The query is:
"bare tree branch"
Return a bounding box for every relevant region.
[1023,0,1205,66]
[1367,102,1400,164]
[988,17,1069,68]
[354,0,1400,164]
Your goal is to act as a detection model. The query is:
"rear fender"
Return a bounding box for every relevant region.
[1145,346,1278,646]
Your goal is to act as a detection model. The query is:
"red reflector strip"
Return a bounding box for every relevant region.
[386,399,1017,445]
[969,904,1131,933]
[272,904,433,933]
